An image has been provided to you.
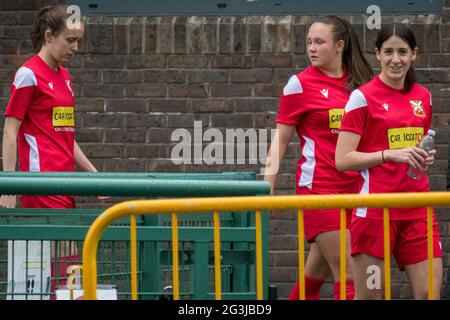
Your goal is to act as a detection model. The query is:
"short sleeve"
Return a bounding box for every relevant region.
[4,66,37,121]
[339,89,368,136]
[276,75,304,126]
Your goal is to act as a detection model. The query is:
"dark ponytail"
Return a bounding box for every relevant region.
[313,16,373,92]
[375,24,417,93]
[31,4,69,52]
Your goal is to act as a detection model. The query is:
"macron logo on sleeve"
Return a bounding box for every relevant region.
[283,75,303,96]
[13,67,37,89]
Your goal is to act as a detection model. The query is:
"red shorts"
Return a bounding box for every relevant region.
[21,195,75,209]
[297,187,352,242]
[350,214,443,271]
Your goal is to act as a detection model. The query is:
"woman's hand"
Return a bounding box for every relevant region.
[0,195,17,208]
[384,147,428,169]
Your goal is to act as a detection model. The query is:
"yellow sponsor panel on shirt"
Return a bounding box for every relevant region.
[52,106,74,127]
[328,108,344,129]
[387,127,424,149]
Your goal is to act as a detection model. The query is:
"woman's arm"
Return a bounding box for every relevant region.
[74,141,110,201]
[263,123,295,195]
[74,141,97,172]
[0,117,22,208]
[335,130,429,172]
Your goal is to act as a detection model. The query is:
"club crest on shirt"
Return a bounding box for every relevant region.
[66,80,74,96]
[409,100,425,118]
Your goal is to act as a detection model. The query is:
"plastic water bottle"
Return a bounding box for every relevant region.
[407,129,436,180]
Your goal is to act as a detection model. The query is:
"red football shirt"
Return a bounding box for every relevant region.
[340,75,432,220]
[5,55,76,208]
[277,66,360,194]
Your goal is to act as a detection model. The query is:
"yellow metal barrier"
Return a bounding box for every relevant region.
[171,212,180,300]
[297,210,305,300]
[213,211,222,300]
[383,208,391,300]
[82,192,450,300]
[427,206,434,300]
[340,208,346,300]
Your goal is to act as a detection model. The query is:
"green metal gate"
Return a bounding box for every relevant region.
[0,172,270,300]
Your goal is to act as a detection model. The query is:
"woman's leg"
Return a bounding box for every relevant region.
[351,253,385,299]
[305,242,332,279]
[314,230,355,299]
[314,230,353,281]
[397,215,443,300]
[288,242,331,300]
[404,258,443,299]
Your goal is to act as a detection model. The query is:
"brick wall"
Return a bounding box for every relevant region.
[0,0,449,299]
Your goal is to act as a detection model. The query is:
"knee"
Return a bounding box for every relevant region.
[355,290,384,300]
[306,264,331,280]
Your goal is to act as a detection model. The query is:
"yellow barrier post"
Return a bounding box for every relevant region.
[172,212,180,300]
[130,214,138,300]
[383,207,391,300]
[340,208,346,300]
[256,210,263,300]
[213,211,222,300]
[298,209,305,300]
[427,206,434,300]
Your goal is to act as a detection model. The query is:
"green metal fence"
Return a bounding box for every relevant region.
[0,172,270,300]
